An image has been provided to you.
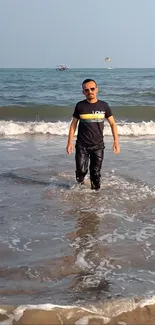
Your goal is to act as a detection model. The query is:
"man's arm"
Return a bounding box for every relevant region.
[66,117,78,154]
[107,115,120,154]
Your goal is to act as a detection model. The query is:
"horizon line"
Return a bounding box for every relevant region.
[0,67,155,69]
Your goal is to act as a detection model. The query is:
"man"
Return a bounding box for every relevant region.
[66,79,120,191]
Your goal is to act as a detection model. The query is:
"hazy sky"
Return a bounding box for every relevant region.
[0,0,154,68]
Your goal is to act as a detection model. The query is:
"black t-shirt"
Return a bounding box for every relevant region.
[73,99,113,146]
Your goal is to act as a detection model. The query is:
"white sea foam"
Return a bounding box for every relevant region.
[0,120,155,136]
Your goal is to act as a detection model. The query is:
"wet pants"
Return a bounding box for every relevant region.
[75,143,104,189]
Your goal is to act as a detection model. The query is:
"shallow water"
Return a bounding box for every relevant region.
[0,135,155,309]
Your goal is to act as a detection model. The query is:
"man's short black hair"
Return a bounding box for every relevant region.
[82,79,97,88]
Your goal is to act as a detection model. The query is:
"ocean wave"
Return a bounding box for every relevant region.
[0,120,155,137]
[0,105,155,122]
[1,296,155,324]
[105,90,155,100]
[138,90,155,98]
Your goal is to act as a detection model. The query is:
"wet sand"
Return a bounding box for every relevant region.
[1,299,155,325]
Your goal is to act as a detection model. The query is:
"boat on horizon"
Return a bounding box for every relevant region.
[56,64,69,71]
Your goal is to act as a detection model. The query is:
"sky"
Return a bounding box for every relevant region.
[0,0,155,68]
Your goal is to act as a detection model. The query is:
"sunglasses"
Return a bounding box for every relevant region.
[83,87,96,94]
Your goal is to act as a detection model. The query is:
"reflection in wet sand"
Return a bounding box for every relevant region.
[65,209,111,300]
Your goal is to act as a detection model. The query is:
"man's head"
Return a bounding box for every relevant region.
[82,79,98,103]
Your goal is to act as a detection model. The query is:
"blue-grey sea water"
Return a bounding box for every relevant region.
[0,68,155,324]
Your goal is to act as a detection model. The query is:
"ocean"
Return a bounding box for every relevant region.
[0,68,155,324]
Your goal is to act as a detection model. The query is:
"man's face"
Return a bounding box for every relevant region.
[82,81,98,101]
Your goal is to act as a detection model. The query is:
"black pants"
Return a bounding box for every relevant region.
[75,142,104,189]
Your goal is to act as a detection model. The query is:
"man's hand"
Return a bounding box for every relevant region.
[66,143,74,155]
[66,117,78,155]
[107,116,120,155]
[113,141,120,154]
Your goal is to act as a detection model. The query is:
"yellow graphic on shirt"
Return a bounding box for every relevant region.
[79,113,105,123]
